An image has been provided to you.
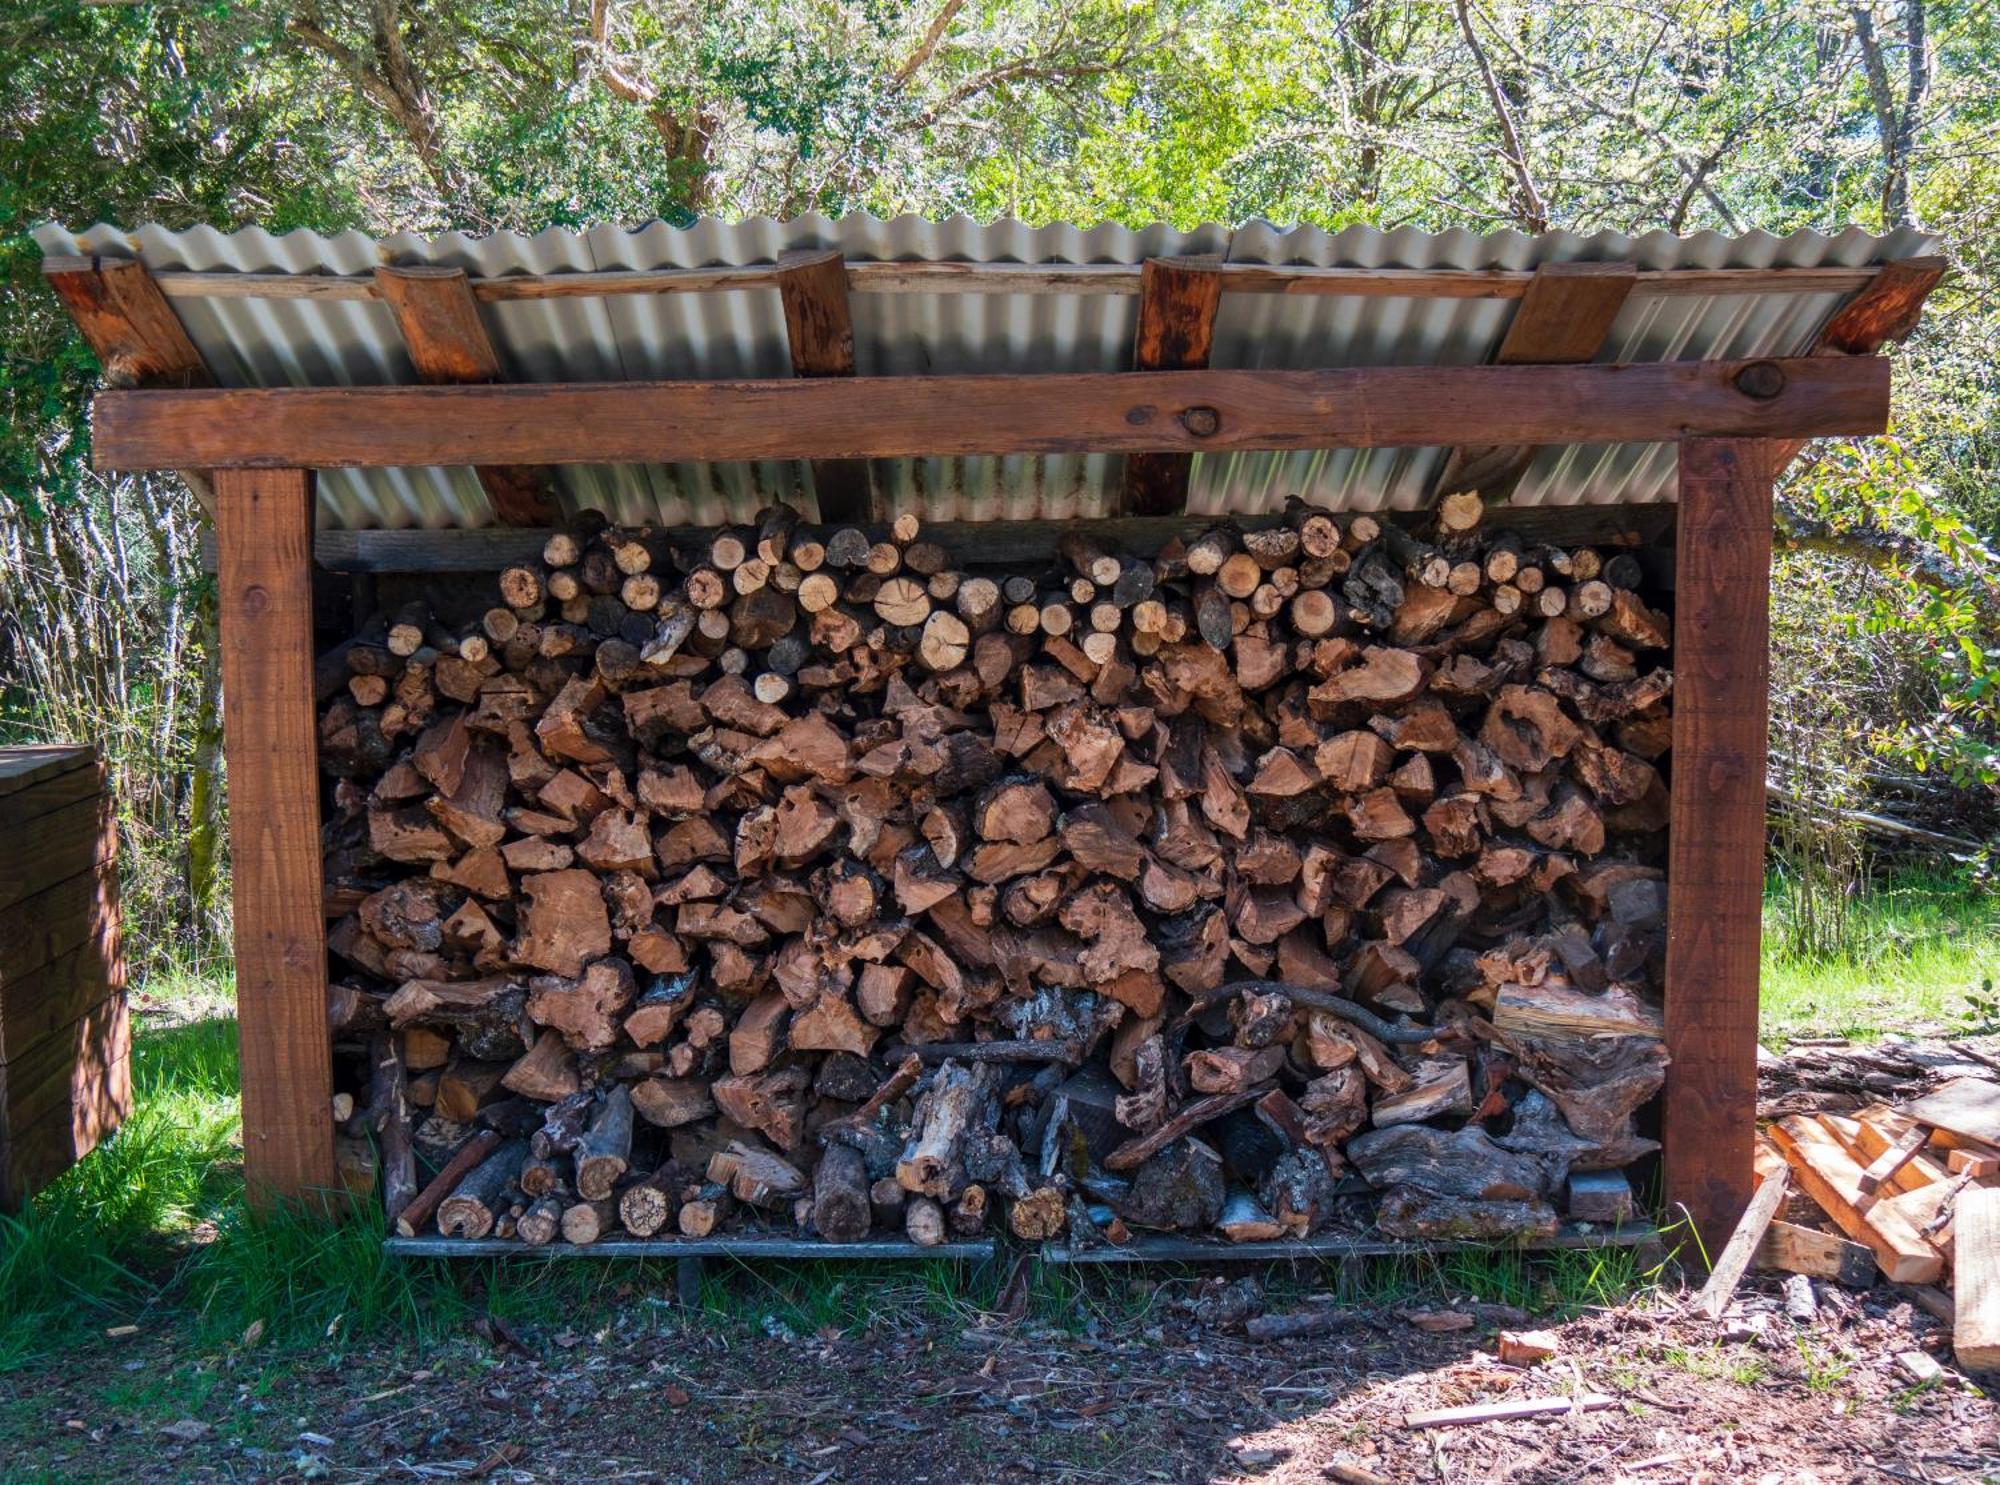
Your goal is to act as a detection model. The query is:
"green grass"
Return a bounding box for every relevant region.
[1761,865,1999,1043]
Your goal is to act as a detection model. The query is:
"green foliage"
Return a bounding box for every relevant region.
[0,0,1996,962]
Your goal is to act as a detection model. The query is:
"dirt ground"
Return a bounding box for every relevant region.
[4,1262,1993,1485]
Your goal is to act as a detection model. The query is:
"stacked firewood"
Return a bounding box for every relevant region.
[321,491,1674,1249]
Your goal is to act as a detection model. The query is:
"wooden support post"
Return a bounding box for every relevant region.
[214,468,335,1207]
[374,266,557,525]
[775,249,874,523]
[1432,262,1636,501]
[1123,257,1224,516]
[1664,437,1775,1263]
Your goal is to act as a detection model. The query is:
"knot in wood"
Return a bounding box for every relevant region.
[242,583,271,618]
[1181,405,1221,437]
[1732,361,1786,400]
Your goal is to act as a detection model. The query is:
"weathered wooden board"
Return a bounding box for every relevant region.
[1123,257,1223,516]
[0,862,118,995]
[1901,1078,2000,1148]
[93,357,1890,471]
[214,468,335,1204]
[776,248,873,522]
[0,745,95,798]
[373,265,556,525]
[0,930,126,1064]
[0,995,131,1212]
[1956,1186,2000,1372]
[1663,438,1775,1260]
[1433,262,1637,499]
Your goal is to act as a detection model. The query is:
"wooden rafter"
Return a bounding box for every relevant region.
[1123,257,1224,516]
[45,256,209,389]
[45,255,215,505]
[774,248,874,523]
[1432,262,1637,502]
[373,266,558,525]
[91,356,1889,473]
[1771,254,1946,474]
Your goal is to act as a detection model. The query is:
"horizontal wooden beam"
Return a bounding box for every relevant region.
[44,254,1894,306]
[298,504,1677,572]
[93,357,1888,473]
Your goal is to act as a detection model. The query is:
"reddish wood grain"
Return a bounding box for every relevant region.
[775,249,874,523]
[1124,257,1224,516]
[1770,255,1945,474]
[44,257,208,389]
[214,467,336,1206]
[93,357,1890,472]
[374,266,557,525]
[1664,437,1776,1262]
[1434,262,1637,498]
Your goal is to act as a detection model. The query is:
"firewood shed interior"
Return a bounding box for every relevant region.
[38,215,1943,1268]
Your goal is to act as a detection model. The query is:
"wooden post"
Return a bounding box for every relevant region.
[1664,437,1775,1262]
[775,249,874,523]
[373,266,558,526]
[1123,257,1224,516]
[214,467,335,1206]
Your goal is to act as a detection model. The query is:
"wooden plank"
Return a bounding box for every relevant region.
[1769,1115,1944,1283]
[1837,1114,1946,1197]
[1755,1221,1876,1287]
[43,257,208,389]
[0,745,94,797]
[0,757,105,828]
[92,356,1891,473]
[1663,437,1775,1260]
[1042,1222,1663,1264]
[1772,255,1946,473]
[0,994,131,1212]
[373,266,556,526]
[1901,1077,2000,1148]
[0,1043,130,1212]
[774,249,873,523]
[1956,1186,2000,1372]
[114,258,1892,305]
[0,861,119,991]
[1694,1165,1788,1318]
[387,1232,1000,1260]
[1123,257,1224,516]
[214,467,335,1205]
[308,503,1678,573]
[1433,263,1637,499]
[0,923,124,1063]
[0,794,116,915]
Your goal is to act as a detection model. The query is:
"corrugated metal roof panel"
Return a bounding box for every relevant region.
[35,215,1934,530]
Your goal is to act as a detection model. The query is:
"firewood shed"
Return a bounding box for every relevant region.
[38,216,1942,1266]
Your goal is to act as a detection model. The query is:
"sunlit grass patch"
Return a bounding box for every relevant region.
[1762,865,1999,1042]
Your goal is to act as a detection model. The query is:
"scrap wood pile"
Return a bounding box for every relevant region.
[1714,1062,2000,1374]
[319,491,1676,1250]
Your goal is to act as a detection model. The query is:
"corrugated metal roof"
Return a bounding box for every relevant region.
[35,215,1935,531]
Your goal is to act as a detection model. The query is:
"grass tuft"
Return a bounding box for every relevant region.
[1761,864,1999,1042]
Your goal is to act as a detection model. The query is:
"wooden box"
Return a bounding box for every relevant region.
[0,745,129,1211]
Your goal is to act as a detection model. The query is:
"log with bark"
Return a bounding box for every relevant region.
[319,503,1674,1247]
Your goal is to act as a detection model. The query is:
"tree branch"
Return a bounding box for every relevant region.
[1452,0,1548,230]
